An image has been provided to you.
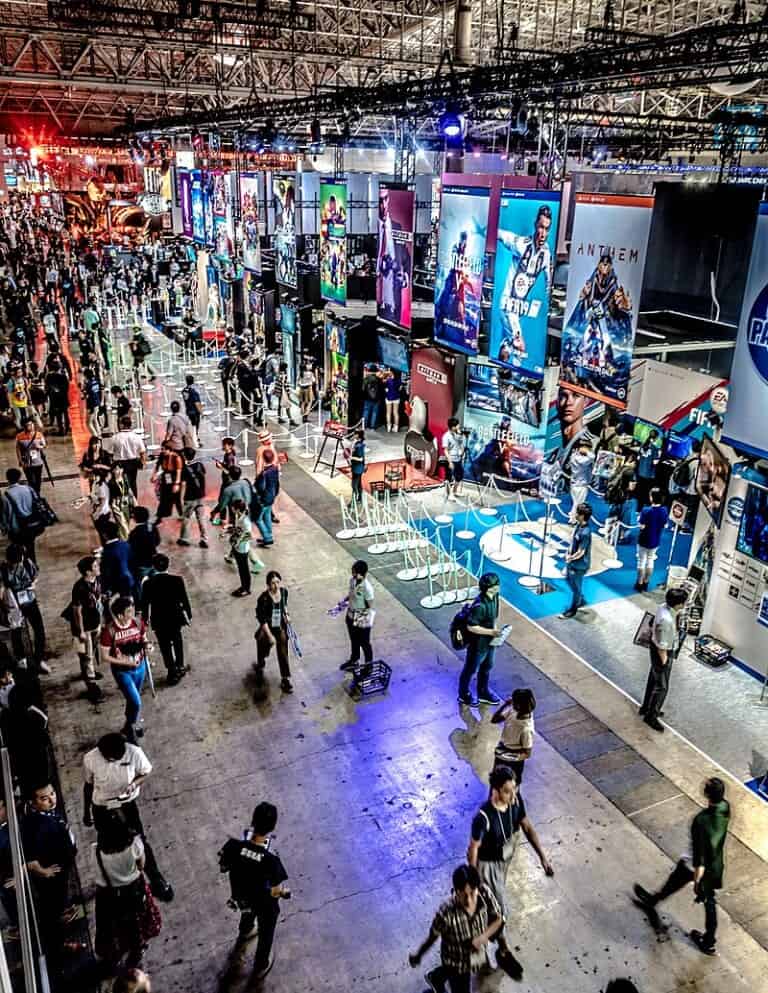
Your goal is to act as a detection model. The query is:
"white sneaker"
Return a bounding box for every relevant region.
[38,661,52,675]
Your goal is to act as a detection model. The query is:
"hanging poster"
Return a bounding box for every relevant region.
[202,172,214,246]
[489,189,560,378]
[179,171,193,238]
[213,215,232,260]
[329,351,349,423]
[190,170,205,243]
[320,180,347,305]
[723,202,768,459]
[433,184,490,355]
[211,170,227,217]
[273,174,297,288]
[376,185,414,330]
[559,193,654,409]
[240,172,262,273]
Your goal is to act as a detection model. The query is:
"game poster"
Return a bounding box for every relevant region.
[376,185,414,330]
[179,171,193,238]
[211,170,227,217]
[560,193,654,409]
[329,351,349,423]
[190,171,205,244]
[433,184,490,355]
[202,172,215,246]
[320,180,347,305]
[213,214,232,260]
[240,172,262,273]
[489,189,560,379]
[273,174,297,288]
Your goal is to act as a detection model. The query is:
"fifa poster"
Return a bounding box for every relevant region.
[376,186,414,330]
[723,202,768,458]
[434,184,490,355]
[179,171,193,238]
[240,173,262,273]
[320,180,347,305]
[273,174,297,288]
[489,190,560,379]
[190,171,205,243]
[560,193,654,409]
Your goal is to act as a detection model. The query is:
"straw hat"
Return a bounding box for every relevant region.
[257,430,273,446]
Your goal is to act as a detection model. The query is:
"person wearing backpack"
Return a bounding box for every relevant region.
[81,363,105,438]
[181,375,203,448]
[457,572,503,707]
[178,448,208,548]
[668,439,701,529]
[45,358,70,435]
[253,449,280,548]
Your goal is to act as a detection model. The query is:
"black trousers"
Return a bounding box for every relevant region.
[118,458,142,497]
[652,858,718,947]
[346,616,373,664]
[156,483,182,521]
[257,626,291,679]
[238,902,280,971]
[50,404,69,434]
[23,465,43,493]
[641,644,672,719]
[21,599,46,662]
[155,626,184,674]
[233,550,251,593]
[428,966,470,993]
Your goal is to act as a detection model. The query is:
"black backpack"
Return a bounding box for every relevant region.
[450,598,478,651]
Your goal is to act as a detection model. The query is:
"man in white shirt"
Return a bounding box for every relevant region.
[639,587,688,732]
[441,417,467,502]
[110,416,147,497]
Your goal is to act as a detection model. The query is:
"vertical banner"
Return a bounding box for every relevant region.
[211,171,227,217]
[240,172,262,273]
[191,170,205,243]
[723,202,768,458]
[560,193,654,408]
[179,171,193,238]
[376,185,414,330]
[273,174,297,288]
[202,172,214,246]
[434,184,490,355]
[489,189,560,378]
[320,180,348,305]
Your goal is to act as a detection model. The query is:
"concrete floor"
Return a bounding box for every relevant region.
[13,327,768,993]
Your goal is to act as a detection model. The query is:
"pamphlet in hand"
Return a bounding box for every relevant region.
[490,624,513,648]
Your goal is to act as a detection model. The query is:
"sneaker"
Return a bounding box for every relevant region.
[38,661,51,675]
[497,948,524,981]
[199,539,209,549]
[690,930,717,956]
[457,693,478,707]
[272,516,281,524]
[281,678,294,694]
[224,555,233,564]
[633,884,655,906]
[253,956,274,981]
[558,610,577,619]
[477,689,502,705]
[211,516,222,526]
[257,540,274,547]
[644,716,665,732]
[176,538,191,546]
[424,968,447,993]
[340,660,358,671]
[231,589,251,598]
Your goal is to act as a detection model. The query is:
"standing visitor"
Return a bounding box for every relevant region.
[44,359,70,435]
[635,488,670,592]
[164,400,193,454]
[178,448,208,548]
[634,777,729,955]
[340,560,376,672]
[153,442,184,525]
[441,418,466,503]
[253,449,280,548]
[568,440,595,524]
[141,553,191,685]
[639,587,688,732]
[349,429,366,505]
[457,573,502,707]
[128,507,160,596]
[111,417,147,498]
[255,571,293,694]
[491,688,536,782]
[69,555,103,694]
[100,596,149,742]
[1,543,47,672]
[15,416,46,493]
[99,520,134,598]
[1,467,42,563]
[228,498,253,598]
[211,436,238,526]
[297,359,315,423]
[181,375,203,447]
[384,369,401,432]
[361,365,382,429]
[559,503,593,619]
[109,463,136,541]
[636,430,660,508]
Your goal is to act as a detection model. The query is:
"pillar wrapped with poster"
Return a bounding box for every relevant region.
[273,174,297,288]
[376,185,414,330]
[240,172,262,273]
[559,193,654,408]
[320,180,347,305]
[433,184,490,355]
[179,171,193,238]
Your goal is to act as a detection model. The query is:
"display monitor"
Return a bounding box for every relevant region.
[664,430,693,461]
[736,483,768,564]
[377,335,410,374]
[632,417,662,446]
[695,434,731,528]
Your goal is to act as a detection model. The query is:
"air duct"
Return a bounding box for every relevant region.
[453,0,474,66]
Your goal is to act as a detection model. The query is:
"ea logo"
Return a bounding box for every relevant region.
[747,283,768,384]
[726,496,744,526]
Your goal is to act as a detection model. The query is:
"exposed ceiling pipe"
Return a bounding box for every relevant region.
[453,0,474,67]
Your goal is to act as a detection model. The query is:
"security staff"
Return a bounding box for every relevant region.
[218,801,291,981]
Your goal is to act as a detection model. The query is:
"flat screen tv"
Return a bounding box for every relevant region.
[377,335,410,374]
[466,363,542,427]
[632,417,662,446]
[695,434,731,528]
[664,430,693,461]
[736,483,768,564]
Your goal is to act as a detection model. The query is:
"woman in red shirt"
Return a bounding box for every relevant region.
[101,597,149,742]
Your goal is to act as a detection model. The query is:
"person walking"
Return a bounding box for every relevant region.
[217,465,252,524]
[100,520,134,598]
[275,362,297,427]
[340,560,376,672]
[457,572,502,707]
[141,553,191,685]
[568,439,595,524]
[441,418,466,502]
[101,596,149,742]
[636,430,660,508]
[228,498,254,598]
[181,375,203,447]
[1,467,42,563]
[68,555,104,696]
[408,863,504,993]
[15,416,46,493]
[128,507,160,597]
[44,359,70,435]
[178,447,208,548]
[255,571,293,694]
[111,417,147,498]
[218,801,291,982]
[164,400,194,454]
[1,543,48,673]
[639,586,688,732]
[110,463,136,541]
[491,688,536,783]
[559,503,593,619]
[211,436,238,526]
[253,449,280,548]
[635,487,670,592]
[349,430,366,505]
[152,442,184,525]
[633,777,730,955]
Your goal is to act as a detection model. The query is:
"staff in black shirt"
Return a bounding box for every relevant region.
[219,801,290,981]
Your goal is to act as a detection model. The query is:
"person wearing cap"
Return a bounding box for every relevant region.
[458,573,503,707]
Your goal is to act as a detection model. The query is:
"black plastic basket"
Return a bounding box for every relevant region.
[348,660,392,697]
[369,480,387,501]
[693,635,732,668]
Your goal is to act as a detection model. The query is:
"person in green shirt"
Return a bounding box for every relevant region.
[633,777,729,954]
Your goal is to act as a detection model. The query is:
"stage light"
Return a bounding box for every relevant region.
[439,110,462,138]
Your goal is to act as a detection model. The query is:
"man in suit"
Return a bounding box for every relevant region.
[376,187,411,327]
[140,552,191,685]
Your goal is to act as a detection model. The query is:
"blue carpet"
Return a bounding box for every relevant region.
[415,494,692,621]
[744,777,768,803]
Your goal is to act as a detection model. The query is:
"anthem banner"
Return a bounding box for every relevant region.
[723,202,768,459]
[489,189,560,379]
[376,185,414,330]
[560,193,654,408]
[320,180,347,305]
[273,174,297,288]
[434,184,490,355]
[240,172,262,273]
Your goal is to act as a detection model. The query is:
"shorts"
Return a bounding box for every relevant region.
[445,461,464,484]
[637,545,659,571]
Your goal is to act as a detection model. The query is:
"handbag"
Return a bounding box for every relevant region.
[633,611,655,649]
[352,608,376,629]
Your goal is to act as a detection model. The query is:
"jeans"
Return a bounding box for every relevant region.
[458,641,496,699]
[238,902,280,971]
[351,473,363,503]
[233,550,251,593]
[641,643,672,720]
[155,626,184,674]
[363,399,379,429]
[346,616,373,664]
[111,659,146,725]
[255,505,273,544]
[565,567,586,613]
[20,599,46,663]
[651,858,718,947]
[181,499,208,541]
[257,626,291,680]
